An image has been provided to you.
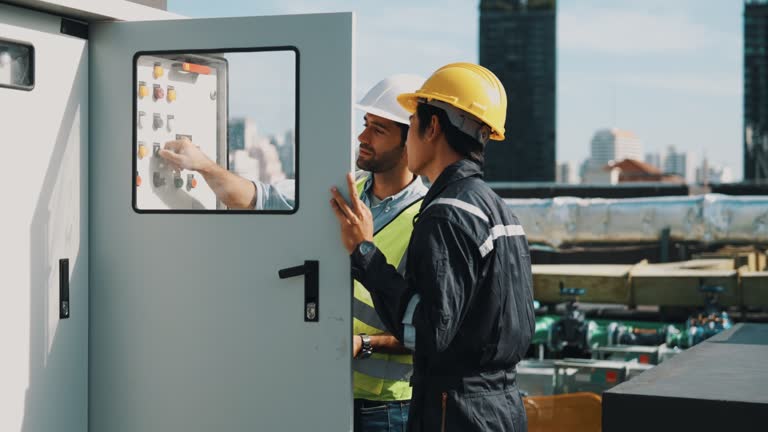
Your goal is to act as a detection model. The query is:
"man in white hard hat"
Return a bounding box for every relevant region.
[159,75,427,431]
[345,74,427,432]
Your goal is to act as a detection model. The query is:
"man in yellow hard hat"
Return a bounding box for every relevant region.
[331,63,535,431]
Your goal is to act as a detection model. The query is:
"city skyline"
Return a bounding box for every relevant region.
[169,0,743,180]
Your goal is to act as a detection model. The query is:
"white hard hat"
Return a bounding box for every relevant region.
[356,74,426,126]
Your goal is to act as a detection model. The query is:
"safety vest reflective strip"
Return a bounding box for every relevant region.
[353,176,422,400]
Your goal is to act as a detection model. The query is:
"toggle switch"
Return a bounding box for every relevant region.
[153,172,166,188]
[138,81,148,99]
[166,114,174,132]
[137,142,148,160]
[153,113,164,130]
[186,174,197,191]
[136,172,142,187]
[174,173,184,189]
[137,111,146,129]
[153,62,164,79]
[167,85,176,102]
[153,142,161,157]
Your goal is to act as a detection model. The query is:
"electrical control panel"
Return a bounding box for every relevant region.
[135,53,227,210]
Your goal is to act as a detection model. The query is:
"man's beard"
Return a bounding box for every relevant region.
[356,145,405,173]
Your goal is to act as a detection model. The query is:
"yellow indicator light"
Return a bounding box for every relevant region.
[138,82,148,99]
[153,63,164,79]
[137,143,148,160]
[167,86,176,102]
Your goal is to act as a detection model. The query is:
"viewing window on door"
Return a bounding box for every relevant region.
[132,48,298,214]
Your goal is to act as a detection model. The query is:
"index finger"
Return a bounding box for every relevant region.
[346,173,361,209]
[163,139,184,152]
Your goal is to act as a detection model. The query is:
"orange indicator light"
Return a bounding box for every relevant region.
[182,62,211,75]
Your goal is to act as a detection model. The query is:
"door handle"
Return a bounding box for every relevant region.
[278,260,319,322]
[60,259,70,319]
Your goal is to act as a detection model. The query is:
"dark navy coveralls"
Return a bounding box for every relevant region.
[352,159,536,431]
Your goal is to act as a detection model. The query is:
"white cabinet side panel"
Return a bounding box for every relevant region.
[0,4,88,432]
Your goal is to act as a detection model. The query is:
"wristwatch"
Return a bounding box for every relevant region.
[357,240,375,256]
[357,333,373,359]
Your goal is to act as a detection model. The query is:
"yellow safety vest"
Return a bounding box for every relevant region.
[353,176,422,401]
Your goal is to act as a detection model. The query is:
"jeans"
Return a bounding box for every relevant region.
[353,399,410,432]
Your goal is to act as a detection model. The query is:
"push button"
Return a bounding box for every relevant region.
[174,173,184,189]
[153,84,165,101]
[136,172,142,187]
[186,174,197,191]
[166,114,174,132]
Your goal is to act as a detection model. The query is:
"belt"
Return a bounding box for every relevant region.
[409,368,517,393]
[354,398,408,409]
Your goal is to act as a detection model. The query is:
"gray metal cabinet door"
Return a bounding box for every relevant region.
[89,14,354,432]
[0,4,88,432]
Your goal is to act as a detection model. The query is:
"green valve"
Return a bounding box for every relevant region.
[533,316,558,345]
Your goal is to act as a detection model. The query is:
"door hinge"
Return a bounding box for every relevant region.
[60,18,88,39]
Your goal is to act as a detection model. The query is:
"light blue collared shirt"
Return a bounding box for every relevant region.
[253,179,295,210]
[356,173,428,232]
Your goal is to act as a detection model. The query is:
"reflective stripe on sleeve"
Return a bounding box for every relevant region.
[401,293,421,350]
[425,198,489,223]
[478,224,526,257]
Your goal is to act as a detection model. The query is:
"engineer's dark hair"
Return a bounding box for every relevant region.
[416,103,485,165]
[397,123,408,147]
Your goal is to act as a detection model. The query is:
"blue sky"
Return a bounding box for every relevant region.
[169,0,743,179]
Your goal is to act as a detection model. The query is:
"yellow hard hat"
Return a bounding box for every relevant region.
[397,62,507,141]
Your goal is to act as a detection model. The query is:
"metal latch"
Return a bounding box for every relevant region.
[278,260,319,322]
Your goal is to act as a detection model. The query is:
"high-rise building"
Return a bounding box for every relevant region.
[590,128,643,165]
[662,146,697,184]
[644,152,662,170]
[228,117,256,153]
[279,130,295,178]
[745,0,768,181]
[479,0,556,182]
[228,118,289,183]
[556,160,578,184]
[581,128,643,184]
